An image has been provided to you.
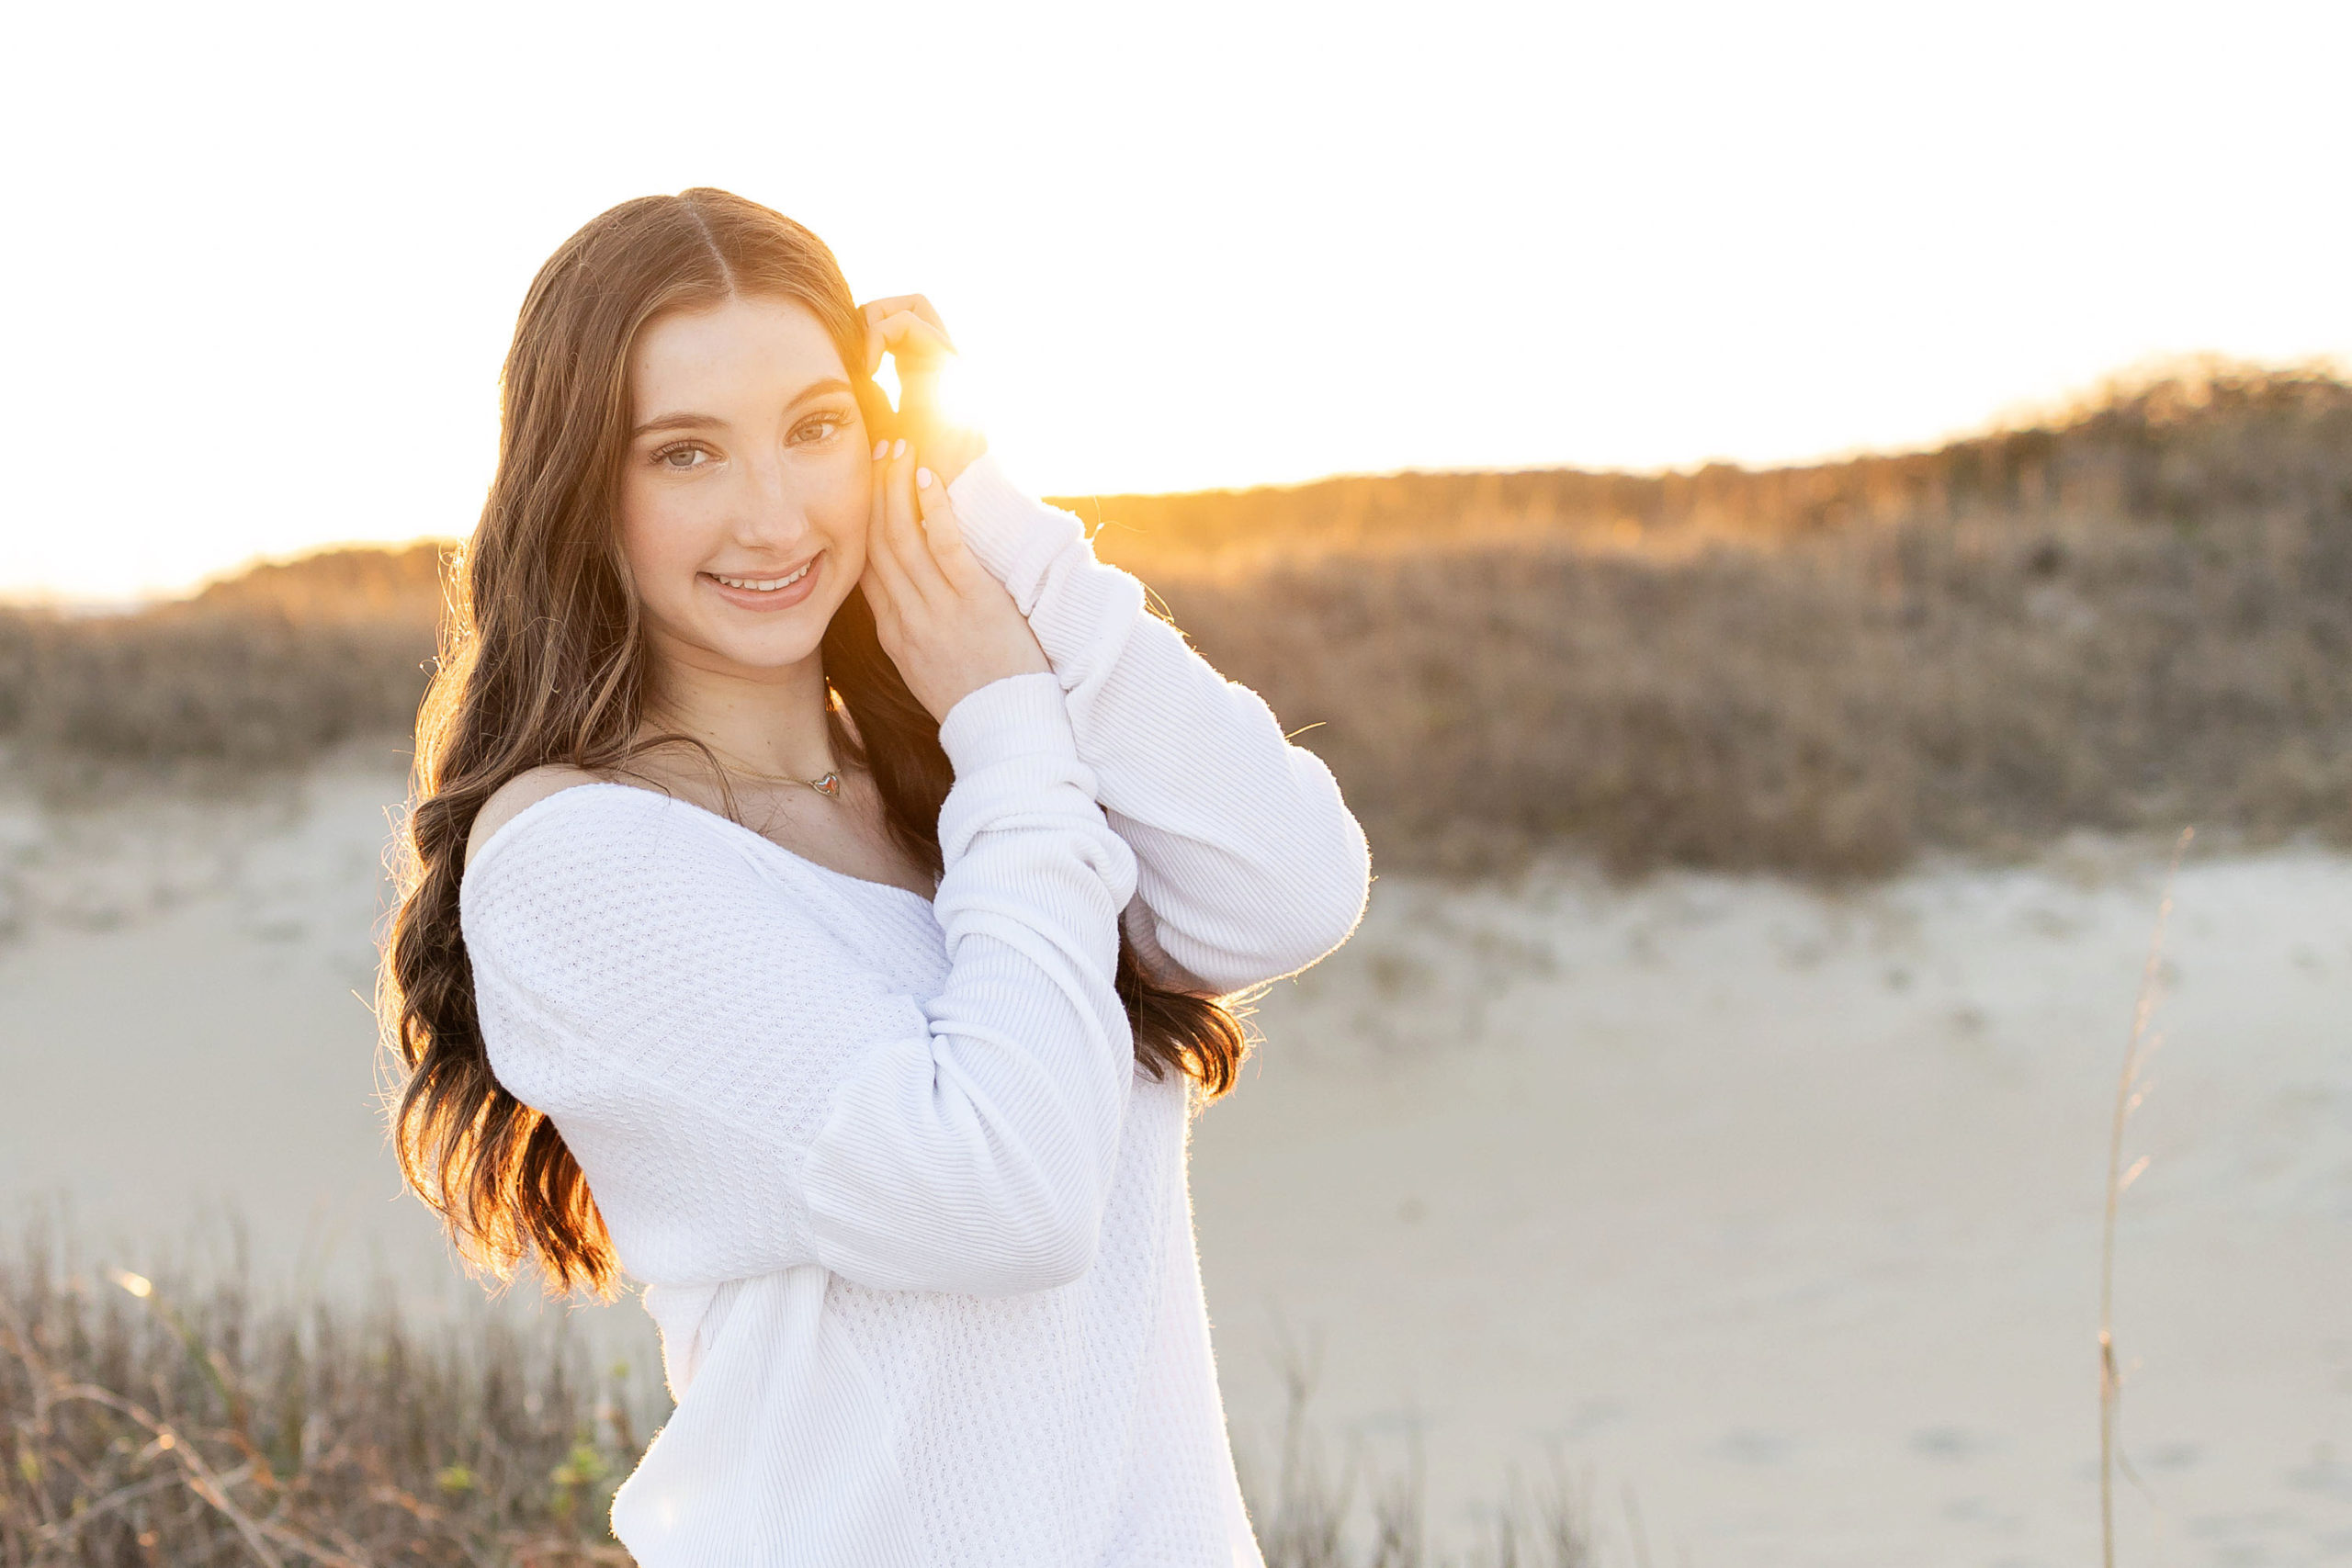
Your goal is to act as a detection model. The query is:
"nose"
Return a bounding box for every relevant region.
[729,448,816,555]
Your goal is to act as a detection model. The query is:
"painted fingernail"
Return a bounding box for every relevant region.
[892,438,907,459]
[873,440,888,460]
[916,468,933,490]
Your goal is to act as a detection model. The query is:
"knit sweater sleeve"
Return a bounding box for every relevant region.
[946,452,1373,997]
[457,672,1138,1296]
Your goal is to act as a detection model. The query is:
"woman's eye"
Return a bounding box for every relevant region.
[657,445,708,470]
[795,413,846,444]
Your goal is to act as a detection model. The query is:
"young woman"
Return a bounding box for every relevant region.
[380,186,1371,1564]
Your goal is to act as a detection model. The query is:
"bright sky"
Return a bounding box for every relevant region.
[5,0,2346,604]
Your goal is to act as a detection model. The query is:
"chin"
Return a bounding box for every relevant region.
[707,625,830,673]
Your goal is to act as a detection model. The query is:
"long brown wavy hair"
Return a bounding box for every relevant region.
[379,187,1250,1303]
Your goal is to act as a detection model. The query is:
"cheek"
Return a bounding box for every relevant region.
[824,448,874,532]
[615,474,713,597]
[813,449,875,562]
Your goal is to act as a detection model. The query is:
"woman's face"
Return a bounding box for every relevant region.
[616,294,873,682]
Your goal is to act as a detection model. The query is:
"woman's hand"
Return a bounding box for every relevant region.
[860,436,1048,725]
[861,294,987,487]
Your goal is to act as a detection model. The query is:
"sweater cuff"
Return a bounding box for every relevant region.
[936,671,1079,775]
[945,451,1086,613]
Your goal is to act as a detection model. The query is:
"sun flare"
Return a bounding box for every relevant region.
[877,354,992,448]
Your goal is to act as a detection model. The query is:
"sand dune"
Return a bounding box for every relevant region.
[3,764,2345,1565]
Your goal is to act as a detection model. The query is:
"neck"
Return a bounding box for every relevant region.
[639,632,839,780]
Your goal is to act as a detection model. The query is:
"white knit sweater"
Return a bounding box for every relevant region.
[458,454,1373,1566]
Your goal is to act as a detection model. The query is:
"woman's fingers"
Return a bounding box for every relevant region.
[860,439,912,630]
[868,312,956,390]
[864,306,956,380]
[880,437,953,605]
[860,295,953,374]
[862,294,947,335]
[876,315,963,472]
[856,295,985,486]
[912,465,986,594]
[852,425,1049,723]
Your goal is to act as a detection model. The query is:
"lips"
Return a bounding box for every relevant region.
[700,554,822,612]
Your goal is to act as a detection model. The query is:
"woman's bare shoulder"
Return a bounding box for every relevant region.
[465,765,613,873]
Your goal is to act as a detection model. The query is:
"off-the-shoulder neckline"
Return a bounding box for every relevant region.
[468,779,939,909]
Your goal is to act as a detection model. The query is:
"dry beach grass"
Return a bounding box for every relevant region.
[0,1216,1597,1567]
[1133,362,2352,876]
[0,546,444,791]
[4,361,2346,881]
[0,1217,643,1566]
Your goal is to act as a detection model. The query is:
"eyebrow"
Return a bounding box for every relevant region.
[630,377,854,438]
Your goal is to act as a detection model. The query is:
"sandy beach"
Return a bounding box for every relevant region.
[3,762,2345,1564]
[1207,842,2352,1563]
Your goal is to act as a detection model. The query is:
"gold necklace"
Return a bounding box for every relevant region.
[637,712,849,800]
[730,761,848,799]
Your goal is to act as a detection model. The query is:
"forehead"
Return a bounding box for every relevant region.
[628,295,845,417]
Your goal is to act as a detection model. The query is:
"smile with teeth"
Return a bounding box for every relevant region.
[709,561,814,592]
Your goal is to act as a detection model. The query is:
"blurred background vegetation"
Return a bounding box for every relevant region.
[9,361,2345,881]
